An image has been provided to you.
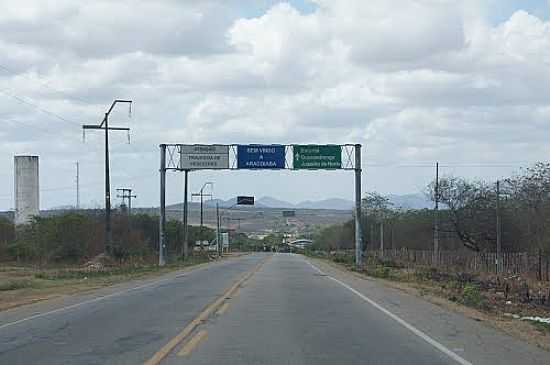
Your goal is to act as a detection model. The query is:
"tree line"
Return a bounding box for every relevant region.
[0,212,214,265]
[314,162,550,257]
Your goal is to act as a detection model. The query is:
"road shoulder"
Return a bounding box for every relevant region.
[0,255,244,326]
[306,256,550,365]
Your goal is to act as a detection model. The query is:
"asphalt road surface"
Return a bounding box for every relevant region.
[1,253,550,364]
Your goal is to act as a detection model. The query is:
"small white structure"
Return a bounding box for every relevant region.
[14,155,40,225]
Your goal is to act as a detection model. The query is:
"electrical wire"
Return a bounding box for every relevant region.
[0,63,91,105]
[0,88,85,127]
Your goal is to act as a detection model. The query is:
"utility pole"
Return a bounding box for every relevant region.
[217,202,221,257]
[380,221,384,254]
[182,170,189,259]
[83,100,132,254]
[433,162,440,265]
[192,182,213,245]
[116,188,136,216]
[496,180,502,275]
[76,161,80,210]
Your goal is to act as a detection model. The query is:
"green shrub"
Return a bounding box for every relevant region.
[0,279,34,291]
[332,253,354,265]
[369,266,391,279]
[462,283,482,306]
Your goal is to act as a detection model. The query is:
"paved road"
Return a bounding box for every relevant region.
[0,254,265,364]
[1,253,550,364]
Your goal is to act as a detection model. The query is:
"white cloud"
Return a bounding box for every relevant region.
[1,1,550,208]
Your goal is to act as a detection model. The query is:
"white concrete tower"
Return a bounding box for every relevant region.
[14,155,40,225]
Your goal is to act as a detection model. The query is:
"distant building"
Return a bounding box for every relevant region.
[14,155,40,225]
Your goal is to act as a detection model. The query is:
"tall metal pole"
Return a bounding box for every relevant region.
[380,221,384,254]
[128,191,132,216]
[183,169,189,259]
[83,99,132,256]
[192,182,212,249]
[496,180,502,274]
[354,144,363,267]
[159,144,166,266]
[200,192,204,243]
[217,202,221,257]
[104,112,112,253]
[433,162,440,265]
[76,161,80,209]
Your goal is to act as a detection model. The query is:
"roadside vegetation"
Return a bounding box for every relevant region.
[0,213,215,265]
[310,162,550,341]
[0,212,217,309]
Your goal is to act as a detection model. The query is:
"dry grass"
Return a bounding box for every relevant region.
[0,256,212,311]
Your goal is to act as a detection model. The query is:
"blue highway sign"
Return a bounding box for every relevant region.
[237,145,285,169]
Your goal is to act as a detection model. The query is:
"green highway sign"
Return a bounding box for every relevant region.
[293,145,342,169]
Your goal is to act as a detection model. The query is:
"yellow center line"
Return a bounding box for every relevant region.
[143,255,270,365]
[177,330,208,357]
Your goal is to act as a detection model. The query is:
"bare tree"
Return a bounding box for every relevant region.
[428,176,496,251]
[506,163,550,279]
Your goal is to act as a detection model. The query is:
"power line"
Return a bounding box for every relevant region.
[0,172,155,201]
[365,163,530,168]
[0,88,84,127]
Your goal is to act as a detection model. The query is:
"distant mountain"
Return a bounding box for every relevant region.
[205,198,271,208]
[203,196,351,210]
[388,193,432,210]
[256,196,294,208]
[205,198,235,208]
[296,198,354,210]
[168,194,432,212]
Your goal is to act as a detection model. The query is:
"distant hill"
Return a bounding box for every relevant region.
[166,193,432,211]
[296,198,353,210]
[256,196,294,208]
[388,193,432,210]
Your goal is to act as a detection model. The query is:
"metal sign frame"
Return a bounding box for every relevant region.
[158,143,364,267]
[163,144,358,171]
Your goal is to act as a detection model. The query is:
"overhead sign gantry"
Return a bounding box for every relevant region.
[159,144,364,266]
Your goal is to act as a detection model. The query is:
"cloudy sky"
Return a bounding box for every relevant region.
[1,0,550,210]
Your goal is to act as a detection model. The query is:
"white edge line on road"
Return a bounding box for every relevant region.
[305,259,473,365]
[0,260,226,331]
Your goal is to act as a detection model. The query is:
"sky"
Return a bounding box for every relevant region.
[1,0,550,209]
